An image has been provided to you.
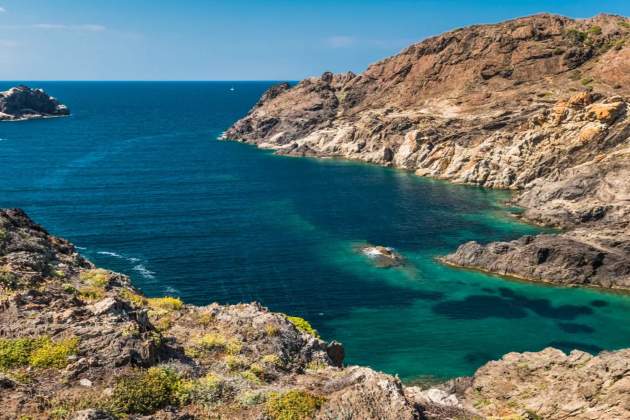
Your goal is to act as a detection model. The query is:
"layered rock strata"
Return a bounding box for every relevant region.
[224,13,630,290]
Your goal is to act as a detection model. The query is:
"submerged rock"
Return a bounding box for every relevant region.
[0,85,70,121]
[359,244,405,268]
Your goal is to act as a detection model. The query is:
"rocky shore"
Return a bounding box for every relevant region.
[1,208,628,419]
[0,85,70,121]
[224,13,630,290]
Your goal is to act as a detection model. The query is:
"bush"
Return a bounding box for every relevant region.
[265,390,325,420]
[261,354,282,366]
[187,374,233,406]
[565,28,587,43]
[120,288,147,307]
[0,270,18,289]
[29,337,79,368]
[587,25,602,36]
[265,323,280,336]
[581,77,594,86]
[147,296,183,311]
[225,354,247,371]
[78,286,105,301]
[0,337,78,369]
[80,269,110,287]
[109,367,185,414]
[287,316,320,338]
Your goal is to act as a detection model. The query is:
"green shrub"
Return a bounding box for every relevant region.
[80,269,110,287]
[0,228,7,241]
[0,337,44,369]
[261,353,282,366]
[265,390,325,420]
[78,286,105,301]
[147,296,183,311]
[581,77,594,86]
[109,367,185,414]
[225,354,247,371]
[565,28,587,43]
[0,270,18,289]
[0,337,78,369]
[587,25,602,36]
[187,373,233,406]
[238,390,267,406]
[29,337,79,368]
[120,288,148,307]
[287,316,320,338]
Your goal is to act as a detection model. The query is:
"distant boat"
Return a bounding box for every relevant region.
[229,86,235,92]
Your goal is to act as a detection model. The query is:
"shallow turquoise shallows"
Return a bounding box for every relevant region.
[1,82,629,381]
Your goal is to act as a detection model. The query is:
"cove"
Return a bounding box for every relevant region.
[1,81,629,381]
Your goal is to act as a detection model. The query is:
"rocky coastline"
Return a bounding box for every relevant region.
[1,208,628,419]
[0,85,70,121]
[223,13,630,291]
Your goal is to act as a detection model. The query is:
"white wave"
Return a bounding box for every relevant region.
[97,250,140,263]
[133,264,156,280]
[164,286,181,295]
[75,246,87,250]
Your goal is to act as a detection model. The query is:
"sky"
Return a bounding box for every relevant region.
[0,0,628,81]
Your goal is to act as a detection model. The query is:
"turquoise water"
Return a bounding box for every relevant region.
[1,82,629,380]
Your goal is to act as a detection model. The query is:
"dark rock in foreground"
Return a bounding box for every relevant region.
[0,85,70,121]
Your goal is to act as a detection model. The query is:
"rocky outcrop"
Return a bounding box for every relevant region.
[224,13,630,290]
[1,209,628,419]
[359,244,406,268]
[0,85,70,121]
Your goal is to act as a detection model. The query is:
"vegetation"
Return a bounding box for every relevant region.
[78,285,105,301]
[265,323,280,336]
[120,288,147,307]
[147,296,183,311]
[0,269,18,289]
[79,269,110,287]
[587,25,602,36]
[0,336,78,370]
[261,353,282,366]
[565,28,587,43]
[287,316,320,338]
[265,390,325,420]
[186,373,233,407]
[109,367,188,415]
[581,77,594,86]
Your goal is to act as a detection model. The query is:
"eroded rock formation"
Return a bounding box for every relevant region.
[224,13,630,290]
[0,85,70,121]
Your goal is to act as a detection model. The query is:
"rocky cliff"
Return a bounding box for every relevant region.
[0,85,70,121]
[1,209,628,419]
[224,13,630,290]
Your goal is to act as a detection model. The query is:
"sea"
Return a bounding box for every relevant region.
[1,81,629,380]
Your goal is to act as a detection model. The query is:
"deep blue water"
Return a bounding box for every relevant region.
[1,82,629,380]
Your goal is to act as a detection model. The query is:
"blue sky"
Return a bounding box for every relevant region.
[0,0,628,80]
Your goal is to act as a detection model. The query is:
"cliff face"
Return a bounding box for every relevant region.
[0,85,70,121]
[1,209,628,419]
[224,13,630,290]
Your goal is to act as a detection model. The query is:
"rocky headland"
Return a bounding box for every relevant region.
[1,208,628,419]
[0,85,70,121]
[224,13,630,290]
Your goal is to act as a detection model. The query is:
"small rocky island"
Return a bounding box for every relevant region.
[1,208,628,419]
[0,85,70,121]
[359,244,405,268]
